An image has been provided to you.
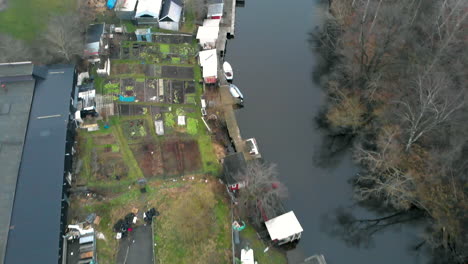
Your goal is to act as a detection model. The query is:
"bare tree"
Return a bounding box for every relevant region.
[397,73,464,151]
[0,34,32,62]
[235,160,287,227]
[43,14,84,62]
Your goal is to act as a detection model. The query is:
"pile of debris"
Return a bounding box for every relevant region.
[113,208,159,239]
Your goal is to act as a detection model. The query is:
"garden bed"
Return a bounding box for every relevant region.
[121,119,149,141]
[162,140,202,176]
[130,143,164,177]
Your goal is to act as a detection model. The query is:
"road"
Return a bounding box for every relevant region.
[116,225,154,264]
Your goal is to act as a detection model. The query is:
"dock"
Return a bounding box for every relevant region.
[217,0,236,57]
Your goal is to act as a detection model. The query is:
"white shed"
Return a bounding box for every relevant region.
[198,49,218,84]
[135,0,163,24]
[196,24,219,49]
[116,0,138,20]
[207,3,224,19]
[265,211,303,245]
[159,0,183,31]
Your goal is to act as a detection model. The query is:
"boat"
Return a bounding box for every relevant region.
[229,84,243,101]
[223,61,234,81]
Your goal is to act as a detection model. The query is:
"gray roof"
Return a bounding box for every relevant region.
[86,23,105,44]
[159,0,182,22]
[0,62,36,263]
[207,3,223,17]
[223,153,246,185]
[4,65,76,264]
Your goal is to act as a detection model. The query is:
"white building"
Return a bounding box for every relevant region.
[159,0,183,31]
[135,0,163,25]
[115,0,138,20]
[198,49,218,84]
[265,211,303,245]
[196,19,220,49]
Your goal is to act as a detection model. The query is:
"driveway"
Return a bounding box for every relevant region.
[116,225,154,264]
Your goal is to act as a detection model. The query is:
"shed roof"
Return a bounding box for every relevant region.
[199,49,218,78]
[86,24,105,44]
[207,3,223,17]
[203,19,221,27]
[196,26,219,41]
[116,0,138,11]
[159,0,182,22]
[222,152,246,185]
[265,211,303,241]
[136,0,163,18]
[0,62,36,263]
[4,65,76,264]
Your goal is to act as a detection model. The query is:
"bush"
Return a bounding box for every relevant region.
[164,113,175,127]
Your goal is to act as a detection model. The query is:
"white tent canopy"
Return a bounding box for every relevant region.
[135,0,163,18]
[265,211,303,241]
[198,49,218,78]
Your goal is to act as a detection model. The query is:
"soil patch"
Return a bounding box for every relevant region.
[92,134,116,145]
[162,140,202,176]
[131,143,164,177]
[161,66,194,79]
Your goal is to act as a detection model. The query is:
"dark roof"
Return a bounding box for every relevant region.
[78,83,94,93]
[0,62,36,263]
[4,65,76,264]
[223,153,246,185]
[86,24,105,43]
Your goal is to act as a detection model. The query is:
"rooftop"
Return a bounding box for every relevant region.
[265,211,303,241]
[159,0,182,22]
[86,24,105,44]
[4,65,76,264]
[0,62,36,263]
[135,0,163,18]
[222,152,246,185]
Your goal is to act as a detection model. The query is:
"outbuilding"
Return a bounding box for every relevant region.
[198,49,218,84]
[84,24,105,61]
[207,3,223,19]
[115,0,138,20]
[159,0,183,31]
[196,20,220,49]
[265,211,303,246]
[222,152,247,192]
[135,0,163,25]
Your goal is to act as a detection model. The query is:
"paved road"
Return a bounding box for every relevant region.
[116,225,154,264]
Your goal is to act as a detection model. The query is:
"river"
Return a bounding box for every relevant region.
[225,0,427,263]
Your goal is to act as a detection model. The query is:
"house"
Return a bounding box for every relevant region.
[1,62,77,264]
[135,28,152,42]
[198,49,218,84]
[135,0,163,25]
[207,2,224,19]
[222,152,247,192]
[196,19,220,49]
[265,211,303,246]
[116,0,138,20]
[84,23,106,62]
[159,0,183,31]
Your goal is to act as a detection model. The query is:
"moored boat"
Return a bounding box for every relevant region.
[223,61,233,81]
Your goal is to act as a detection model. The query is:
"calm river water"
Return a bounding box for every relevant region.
[226,0,427,263]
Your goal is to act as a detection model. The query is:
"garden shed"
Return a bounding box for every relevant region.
[198,49,218,84]
[196,21,219,49]
[135,0,163,25]
[159,0,183,31]
[115,0,138,20]
[265,211,303,246]
[207,3,223,19]
[222,152,246,192]
[84,24,105,61]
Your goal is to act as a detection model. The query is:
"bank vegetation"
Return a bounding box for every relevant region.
[315,0,467,262]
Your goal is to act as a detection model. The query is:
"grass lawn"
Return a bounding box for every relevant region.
[155,182,231,263]
[0,0,75,41]
[240,226,287,264]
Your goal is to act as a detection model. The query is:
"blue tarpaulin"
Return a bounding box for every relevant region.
[107,0,117,9]
[119,95,135,102]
